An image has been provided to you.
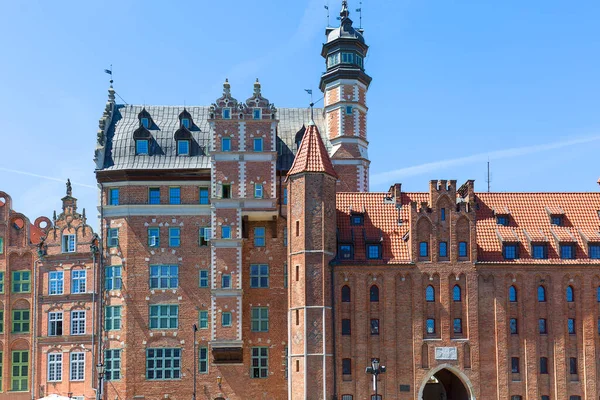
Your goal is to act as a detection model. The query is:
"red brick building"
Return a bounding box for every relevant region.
[88,2,600,400]
[0,184,100,400]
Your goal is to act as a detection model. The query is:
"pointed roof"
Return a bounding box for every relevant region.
[287,122,337,178]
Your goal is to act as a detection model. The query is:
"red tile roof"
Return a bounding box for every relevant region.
[30,224,44,245]
[336,191,600,264]
[287,123,337,178]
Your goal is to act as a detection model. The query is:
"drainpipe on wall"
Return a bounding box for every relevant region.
[31,258,40,400]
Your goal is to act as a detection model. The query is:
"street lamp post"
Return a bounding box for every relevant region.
[365,358,386,399]
[96,363,105,400]
[67,392,73,400]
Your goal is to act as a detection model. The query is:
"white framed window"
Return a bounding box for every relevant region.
[71,270,86,294]
[48,312,63,336]
[148,227,160,248]
[71,310,86,335]
[254,183,263,198]
[47,353,62,382]
[49,271,64,295]
[62,234,76,253]
[70,352,85,381]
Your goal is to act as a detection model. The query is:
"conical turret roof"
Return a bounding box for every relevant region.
[287,122,337,178]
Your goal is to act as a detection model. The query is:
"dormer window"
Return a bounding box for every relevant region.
[551,215,562,226]
[136,139,149,155]
[560,244,575,259]
[503,244,518,260]
[532,244,547,259]
[589,244,600,259]
[253,108,261,120]
[222,108,231,119]
[338,244,353,260]
[366,244,381,259]
[181,118,190,129]
[496,215,509,226]
[177,140,190,156]
[141,117,149,128]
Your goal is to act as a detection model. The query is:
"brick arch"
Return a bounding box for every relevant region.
[435,194,453,210]
[10,338,30,351]
[12,299,30,310]
[8,214,29,247]
[418,364,476,400]
[416,217,433,260]
[0,191,12,208]
[145,336,181,347]
[456,217,470,252]
[34,216,52,232]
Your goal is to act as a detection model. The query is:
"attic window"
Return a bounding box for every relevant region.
[253,108,261,120]
[496,215,509,226]
[532,244,548,259]
[350,214,363,226]
[136,139,149,155]
[181,118,190,129]
[141,117,149,128]
[551,215,562,226]
[177,140,190,156]
[222,108,231,119]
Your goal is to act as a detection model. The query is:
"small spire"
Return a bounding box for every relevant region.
[66,179,72,197]
[223,78,231,96]
[340,0,350,20]
[254,78,261,97]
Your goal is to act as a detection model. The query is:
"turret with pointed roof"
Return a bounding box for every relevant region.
[287,121,337,178]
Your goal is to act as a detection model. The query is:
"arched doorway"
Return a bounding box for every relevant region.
[419,364,475,400]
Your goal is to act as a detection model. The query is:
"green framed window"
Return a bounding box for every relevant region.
[12,309,30,333]
[11,350,28,391]
[149,305,178,329]
[250,264,269,288]
[222,312,232,327]
[199,311,208,329]
[199,187,210,205]
[149,265,178,289]
[105,266,122,290]
[0,237,3,254]
[148,227,160,247]
[105,306,122,331]
[107,228,119,247]
[169,228,181,247]
[146,348,181,380]
[169,187,181,205]
[0,310,3,333]
[251,307,269,332]
[199,270,209,288]
[251,347,268,378]
[0,350,3,391]
[199,347,208,374]
[105,349,121,381]
[12,270,31,293]
[0,271,4,293]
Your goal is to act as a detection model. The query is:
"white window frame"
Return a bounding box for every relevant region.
[49,271,64,295]
[254,183,263,199]
[70,352,85,381]
[71,269,86,294]
[62,234,76,253]
[47,352,63,382]
[48,311,63,336]
[148,227,160,248]
[71,310,86,335]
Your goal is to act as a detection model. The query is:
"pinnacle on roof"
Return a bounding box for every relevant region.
[287,123,337,178]
[340,1,350,20]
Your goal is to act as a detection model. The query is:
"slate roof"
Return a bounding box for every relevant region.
[336,191,600,264]
[288,123,337,178]
[100,105,328,172]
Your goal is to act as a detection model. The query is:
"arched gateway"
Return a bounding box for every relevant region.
[418,364,476,400]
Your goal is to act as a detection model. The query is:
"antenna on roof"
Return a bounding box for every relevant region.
[305,89,314,122]
[324,3,330,26]
[104,64,113,85]
[356,1,363,29]
[486,158,492,193]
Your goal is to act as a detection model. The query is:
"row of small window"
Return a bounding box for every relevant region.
[496,214,565,227]
[509,356,579,376]
[419,241,469,258]
[508,285,600,303]
[220,137,266,152]
[342,318,381,335]
[513,397,581,400]
[339,285,464,303]
[502,243,600,260]
[47,270,87,295]
[340,396,381,400]
[141,226,269,248]
[108,187,210,206]
[47,310,87,335]
[46,352,87,382]
[338,244,382,260]
[104,264,271,291]
[326,51,364,69]
[424,318,465,334]
[507,317,585,335]
[220,107,264,120]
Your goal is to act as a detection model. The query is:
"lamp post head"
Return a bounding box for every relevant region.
[96,362,105,375]
[372,358,380,370]
[365,366,374,374]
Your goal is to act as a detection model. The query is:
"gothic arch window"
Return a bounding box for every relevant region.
[453,285,461,302]
[341,285,351,302]
[509,285,518,302]
[538,285,546,302]
[369,285,379,302]
[566,286,574,302]
[426,285,435,302]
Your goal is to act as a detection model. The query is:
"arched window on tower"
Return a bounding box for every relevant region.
[538,286,546,302]
[453,285,461,302]
[341,285,351,302]
[509,286,518,302]
[566,286,574,302]
[369,285,379,302]
[426,285,435,302]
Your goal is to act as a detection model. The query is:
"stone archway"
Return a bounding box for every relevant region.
[418,364,475,400]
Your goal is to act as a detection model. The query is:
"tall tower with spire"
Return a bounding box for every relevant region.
[320,0,372,192]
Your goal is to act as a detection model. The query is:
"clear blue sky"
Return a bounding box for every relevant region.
[1,0,599,231]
